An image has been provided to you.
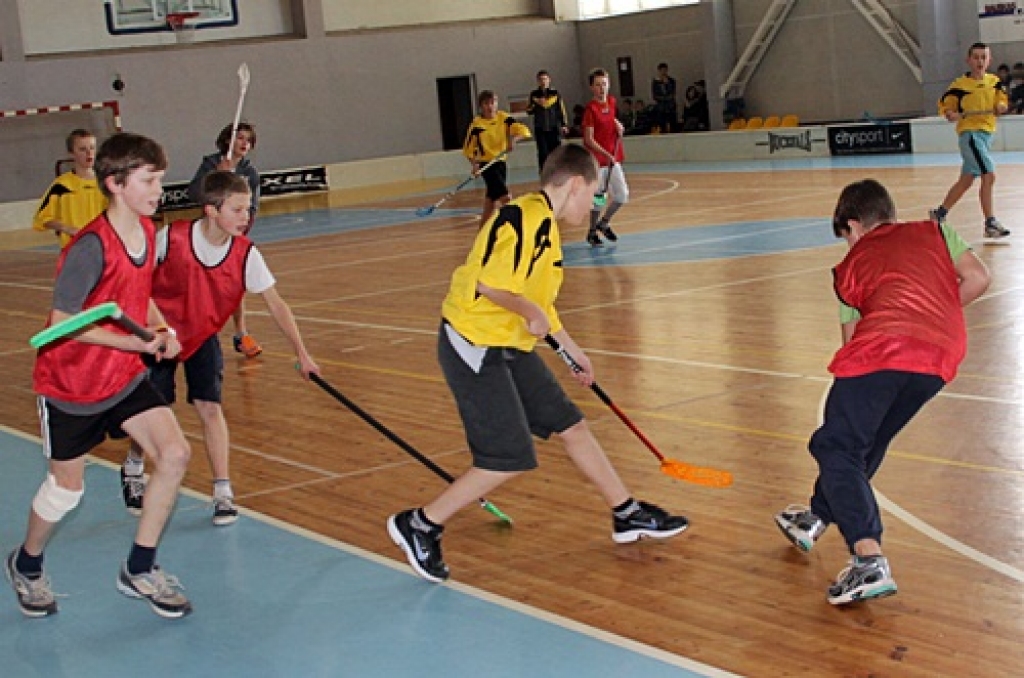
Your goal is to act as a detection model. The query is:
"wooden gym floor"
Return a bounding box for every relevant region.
[0,155,1021,677]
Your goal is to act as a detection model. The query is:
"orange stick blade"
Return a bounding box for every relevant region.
[660,458,733,488]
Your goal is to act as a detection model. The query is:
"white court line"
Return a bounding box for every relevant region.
[0,280,53,292]
[0,422,739,678]
[813,391,1024,584]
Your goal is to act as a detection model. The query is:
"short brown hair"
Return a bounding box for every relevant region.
[540,144,597,187]
[588,68,608,85]
[200,170,251,208]
[216,122,257,155]
[94,132,167,199]
[832,179,896,237]
[478,90,496,107]
[65,129,95,153]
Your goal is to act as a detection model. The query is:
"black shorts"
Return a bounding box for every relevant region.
[148,334,224,405]
[437,324,583,472]
[39,378,169,461]
[481,161,509,201]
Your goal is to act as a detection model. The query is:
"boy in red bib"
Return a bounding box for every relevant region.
[7,132,193,619]
[120,171,319,525]
[775,179,990,605]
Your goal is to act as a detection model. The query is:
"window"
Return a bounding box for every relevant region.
[571,0,699,21]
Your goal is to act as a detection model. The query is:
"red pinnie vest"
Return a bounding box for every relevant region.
[829,220,966,383]
[34,214,156,403]
[152,220,251,361]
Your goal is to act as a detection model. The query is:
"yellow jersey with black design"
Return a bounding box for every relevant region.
[938,73,1007,134]
[442,191,563,350]
[32,171,108,248]
[463,112,532,162]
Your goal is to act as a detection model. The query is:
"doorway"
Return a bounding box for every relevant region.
[436,75,476,151]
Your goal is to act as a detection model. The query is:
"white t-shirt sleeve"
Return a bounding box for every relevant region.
[245,246,275,294]
[156,225,170,263]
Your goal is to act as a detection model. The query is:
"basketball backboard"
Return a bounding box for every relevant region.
[104,0,238,35]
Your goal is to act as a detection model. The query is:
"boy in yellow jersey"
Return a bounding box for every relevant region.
[931,42,1010,239]
[463,90,532,225]
[32,130,108,248]
[387,145,688,583]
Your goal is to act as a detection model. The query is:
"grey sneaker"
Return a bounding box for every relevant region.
[4,549,57,617]
[387,510,449,583]
[985,218,1011,239]
[827,555,897,605]
[774,504,826,552]
[121,467,145,517]
[928,208,947,225]
[212,497,239,526]
[116,563,192,618]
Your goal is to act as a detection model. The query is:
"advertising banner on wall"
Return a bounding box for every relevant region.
[827,122,912,156]
[160,166,329,211]
[979,2,1024,44]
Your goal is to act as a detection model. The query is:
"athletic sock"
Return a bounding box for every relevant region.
[411,508,442,532]
[213,479,234,500]
[127,543,157,576]
[590,209,601,230]
[612,498,640,519]
[15,545,44,581]
[935,205,948,220]
[123,454,144,477]
[985,216,998,226]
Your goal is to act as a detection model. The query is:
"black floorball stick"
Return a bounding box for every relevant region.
[416,153,508,217]
[309,373,513,524]
[545,335,733,488]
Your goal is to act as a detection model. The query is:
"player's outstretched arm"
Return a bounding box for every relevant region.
[261,286,319,377]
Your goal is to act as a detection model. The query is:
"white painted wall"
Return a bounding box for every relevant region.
[323,0,540,31]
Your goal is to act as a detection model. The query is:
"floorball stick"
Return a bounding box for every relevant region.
[545,335,733,488]
[416,153,508,217]
[309,373,513,524]
[226,63,251,162]
[30,302,156,348]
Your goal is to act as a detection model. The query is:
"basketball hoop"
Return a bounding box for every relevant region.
[166,11,200,44]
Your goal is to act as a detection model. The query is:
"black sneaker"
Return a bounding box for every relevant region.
[586,229,603,247]
[985,218,1011,239]
[387,510,449,583]
[596,219,618,242]
[613,501,689,544]
[116,562,192,618]
[121,467,145,517]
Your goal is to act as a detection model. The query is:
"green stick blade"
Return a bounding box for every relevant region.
[29,302,120,349]
[481,499,513,525]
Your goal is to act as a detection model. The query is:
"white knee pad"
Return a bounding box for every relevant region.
[32,474,84,523]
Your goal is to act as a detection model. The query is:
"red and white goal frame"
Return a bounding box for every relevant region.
[0,100,122,177]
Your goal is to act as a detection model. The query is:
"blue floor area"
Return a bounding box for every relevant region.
[562,217,836,267]
[0,429,730,678]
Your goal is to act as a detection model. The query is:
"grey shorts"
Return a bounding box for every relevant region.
[437,324,583,472]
